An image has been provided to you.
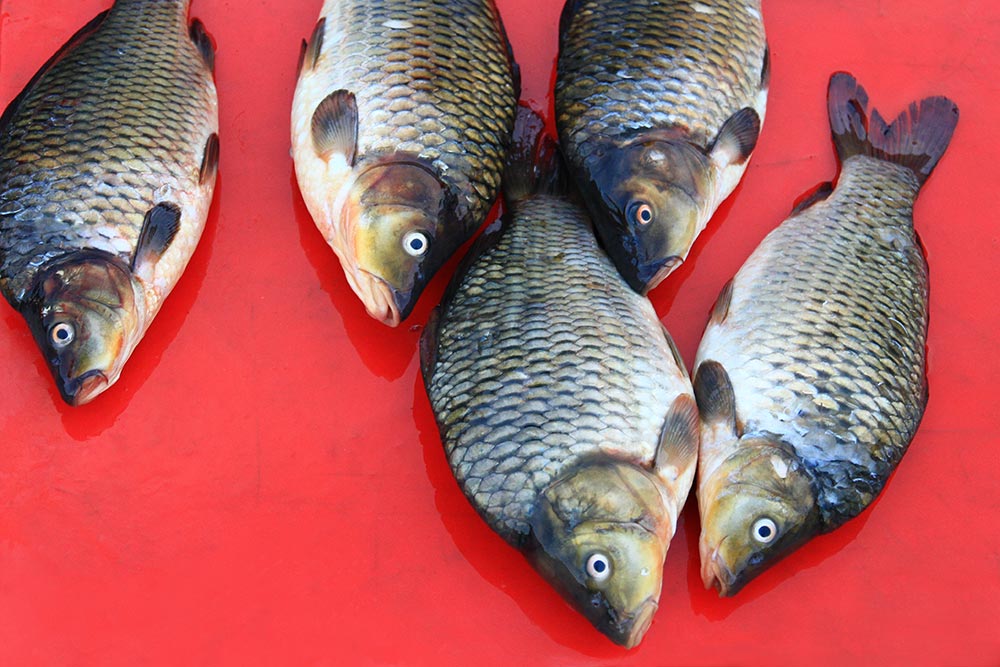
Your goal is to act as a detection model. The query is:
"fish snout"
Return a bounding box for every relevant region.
[61,369,109,406]
[343,268,402,327]
[620,598,658,649]
[700,538,737,597]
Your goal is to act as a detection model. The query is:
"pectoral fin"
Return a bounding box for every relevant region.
[708,108,761,167]
[131,203,182,272]
[312,90,358,164]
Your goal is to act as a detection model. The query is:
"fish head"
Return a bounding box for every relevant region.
[21,253,141,405]
[698,438,820,596]
[528,459,671,648]
[342,161,450,326]
[588,137,713,293]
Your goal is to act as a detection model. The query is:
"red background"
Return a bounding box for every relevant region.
[1,1,998,664]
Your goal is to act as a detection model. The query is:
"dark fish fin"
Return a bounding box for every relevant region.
[0,10,110,136]
[655,394,700,472]
[503,104,565,203]
[558,0,583,45]
[790,181,834,215]
[708,279,734,326]
[198,133,220,185]
[827,72,958,187]
[693,361,739,436]
[189,18,216,74]
[131,203,182,272]
[708,107,761,166]
[311,90,358,163]
[661,325,688,377]
[419,307,442,383]
[760,44,771,90]
[296,39,308,78]
[302,18,327,73]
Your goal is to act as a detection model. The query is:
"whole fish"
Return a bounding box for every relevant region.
[693,73,958,596]
[0,0,219,405]
[556,0,768,293]
[421,109,698,648]
[291,0,518,326]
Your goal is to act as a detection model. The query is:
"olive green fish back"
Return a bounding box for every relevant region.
[556,0,766,163]
[422,195,683,544]
[0,0,215,303]
[307,0,517,229]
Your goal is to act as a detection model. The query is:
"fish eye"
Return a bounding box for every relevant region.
[49,322,75,348]
[586,553,612,582]
[627,202,654,226]
[402,230,430,257]
[751,517,778,544]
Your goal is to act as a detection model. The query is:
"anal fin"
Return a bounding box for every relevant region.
[131,203,182,272]
[312,90,358,164]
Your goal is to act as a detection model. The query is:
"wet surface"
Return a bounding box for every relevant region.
[1,0,999,664]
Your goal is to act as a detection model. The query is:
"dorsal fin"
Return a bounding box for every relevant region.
[693,361,739,435]
[655,394,700,474]
[708,107,761,167]
[0,10,109,136]
[827,72,958,186]
[198,133,220,185]
[131,203,182,272]
[311,90,358,163]
[189,18,216,73]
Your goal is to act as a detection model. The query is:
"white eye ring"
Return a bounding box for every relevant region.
[402,230,430,257]
[586,553,612,582]
[50,322,75,348]
[752,517,778,544]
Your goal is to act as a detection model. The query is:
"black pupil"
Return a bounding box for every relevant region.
[639,207,651,222]
[409,236,424,251]
[592,559,607,573]
[758,524,772,538]
[55,327,69,340]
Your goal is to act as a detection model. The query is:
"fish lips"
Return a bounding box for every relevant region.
[58,369,109,406]
[593,220,682,294]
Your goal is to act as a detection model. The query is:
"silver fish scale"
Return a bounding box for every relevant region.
[314,0,516,224]
[0,0,214,303]
[700,156,928,528]
[556,0,766,165]
[425,195,681,544]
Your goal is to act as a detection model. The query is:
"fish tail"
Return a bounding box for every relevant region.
[827,72,959,187]
[503,104,566,203]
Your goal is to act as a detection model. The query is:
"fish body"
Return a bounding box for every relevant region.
[693,73,958,596]
[556,0,768,293]
[421,110,698,647]
[291,0,518,326]
[0,0,219,405]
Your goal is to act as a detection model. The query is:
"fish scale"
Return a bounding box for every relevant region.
[557,0,766,162]
[310,0,513,218]
[0,0,217,304]
[424,194,689,544]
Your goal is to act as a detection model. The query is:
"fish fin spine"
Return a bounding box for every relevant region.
[311,90,358,164]
[827,72,958,187]
[131,203,182,272]
[790,181,834,215]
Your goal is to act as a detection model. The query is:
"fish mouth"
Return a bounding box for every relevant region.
[619,598,658,649]
[643,256,682,292]
[701,538,738,597]
[61,369,109,406]
[342,267,402,327]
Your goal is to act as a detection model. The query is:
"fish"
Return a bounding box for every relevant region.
[693,73,958,596]
[291,0,518,326]
[0,0,219,406]
[420,108,699,648]
[555,0,769,294]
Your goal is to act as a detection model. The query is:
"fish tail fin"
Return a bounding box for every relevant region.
[503,104,566,203]
[828,72,959,187]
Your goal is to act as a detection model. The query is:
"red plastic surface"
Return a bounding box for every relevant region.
[1,1,998,664]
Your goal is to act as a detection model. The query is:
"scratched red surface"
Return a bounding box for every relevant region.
[0,1,998,665]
